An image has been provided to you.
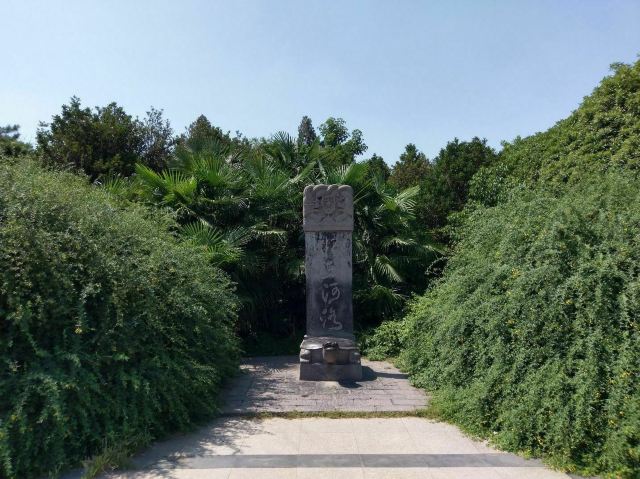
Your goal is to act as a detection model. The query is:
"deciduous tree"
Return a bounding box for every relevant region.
[36,97,174,179]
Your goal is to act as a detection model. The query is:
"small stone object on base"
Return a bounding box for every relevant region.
[299,336,362,381]
[300,185,362,381]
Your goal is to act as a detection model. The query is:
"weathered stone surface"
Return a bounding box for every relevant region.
[220,356,428,414]
[303,184,353,232]
[299,362,363,381]
[300,184,361,380]
[304,233,354,339]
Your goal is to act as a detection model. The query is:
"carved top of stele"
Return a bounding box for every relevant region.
[303,184,354,232]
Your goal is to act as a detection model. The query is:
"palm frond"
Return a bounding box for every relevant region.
[135,163,166,192]
[101,174,132,197]
[354,284,404,312]
[225,225,253,248]
[181,220,225,245]
[325,162,368,186]
[161,170,197,205]
[394,186,419,213]
[289,160,316,185]
[192,153,239,189]
[374,255,404,283]
[181,220,247,266]
[251,222,288,241]
[381,236,414,249]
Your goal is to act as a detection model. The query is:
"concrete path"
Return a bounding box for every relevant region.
[91,357,575,478]
[219,356,429,413]
[102,416,572,478]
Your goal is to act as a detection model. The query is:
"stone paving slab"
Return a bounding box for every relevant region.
[219,356,429,414]
[57,357,589,479]
[97,417,574,479]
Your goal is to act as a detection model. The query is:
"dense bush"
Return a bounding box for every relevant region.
[400,174,640,477]
[470,60,640,207]
[396,60,640,477]
[359,320,407,360]
[0,159,238,478]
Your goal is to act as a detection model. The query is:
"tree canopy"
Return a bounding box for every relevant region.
[417,137,497,231]
[36,97,174,179]
[0,124,32,157]
[297,115,317,146]
[389,143,430,190]
[318,117,368,166]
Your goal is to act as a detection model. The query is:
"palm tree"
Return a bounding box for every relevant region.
[104,135,441,337]
[317,161,441,323]
[129,140,312,335]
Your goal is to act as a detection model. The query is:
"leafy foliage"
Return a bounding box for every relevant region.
[0,125,32,157]
[416,137,497,232]
[398,60,640,478]
[318,117,368,167]
[401,175,640,477]
[389,143,430,190]
[128,142,308,336]
[115,122,438,338]
[359,320,407,360]
[36,97,175,179]
[470,61,640,205]
[0,159,238,479]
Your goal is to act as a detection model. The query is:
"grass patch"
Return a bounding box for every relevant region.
[80,434,148,479]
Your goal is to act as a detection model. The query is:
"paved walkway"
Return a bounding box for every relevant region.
[219,356,428,413]
[74,357,578,479]
[102,417,572,478]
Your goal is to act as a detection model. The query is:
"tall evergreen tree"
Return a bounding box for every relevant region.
[180,114,232,151]
[417,137,496,230]
[297,115,317,146]
[139,107,175,171]
[389,143,430,190]
[363,153,390,181]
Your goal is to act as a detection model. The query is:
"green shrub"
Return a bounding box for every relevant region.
[400,174,640,477]
[359,320,407,360]
[0,159,238,478]
[470,60,640,204]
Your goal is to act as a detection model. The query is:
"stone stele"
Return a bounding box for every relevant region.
[299,184,362,381]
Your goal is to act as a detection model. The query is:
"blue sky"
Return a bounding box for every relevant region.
[2,0,639,164]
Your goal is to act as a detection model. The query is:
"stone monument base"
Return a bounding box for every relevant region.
[299,336,362,381]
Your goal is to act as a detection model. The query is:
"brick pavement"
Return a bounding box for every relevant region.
[219,356,429,414]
